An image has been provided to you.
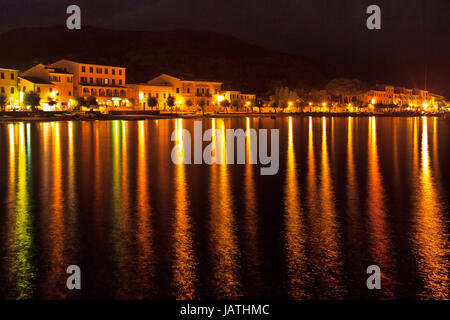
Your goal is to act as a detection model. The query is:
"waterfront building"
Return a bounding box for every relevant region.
[364,84,439,109]
[0,67,19,110]
[128,74,258,112]
[126,83,175,110]
[146,74,223,112]
[221,90,256,111]
[18,76,56,110]
[20,64,74,110]
[50,59,127,107]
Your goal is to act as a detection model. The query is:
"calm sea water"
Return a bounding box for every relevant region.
[0,116,448,300]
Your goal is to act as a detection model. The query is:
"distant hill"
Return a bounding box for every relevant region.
[0,25,334,95]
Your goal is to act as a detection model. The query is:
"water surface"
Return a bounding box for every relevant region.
[0,116,448,299]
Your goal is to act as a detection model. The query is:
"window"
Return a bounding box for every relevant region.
[1,87,4,93]
[96,68,102,74]
[118,70,122,75]
[176,88,180,94]
[119,80,122,85]
[104,79,109,85]
[187,88,190,94]
[10,73,14,80]
[10,87,14,94]
[0,72,4,79]
[112,79,115,85]
[112,69,115,75]
[81,66,86,72]
[96,78,102,85]
[104,68,108,74]
[89,67,93,73]
[69,91,72,96]
[89,77,93,84]
[49,88,53,92]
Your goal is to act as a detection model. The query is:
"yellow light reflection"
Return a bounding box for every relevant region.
[172,118,198,299]
[283,117,307,298]
[209,119,241,298]
[316,117,343,296]
[366,117,395,297]
[11,123,36,299]
[135,121,155,297]
[412,117,448,298]
[243,117,262,294]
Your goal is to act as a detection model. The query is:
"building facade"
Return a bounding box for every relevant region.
[50,59,127,107]
[145,74,223,111]
[0,68,19,110]
[18,76,56,110]
[127,83,175,110]
[128,74,258,112]
[21,64,74,110]
[364,84,438,108]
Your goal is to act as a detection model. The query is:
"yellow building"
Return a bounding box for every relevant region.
[50,59,127,107]
[221,91,256,111]
[365,84,436,109]
[18,76,57,111]
[127,83,175,110]
[145,74,223,111]
[21,64,74,110]
[0,68,19,110]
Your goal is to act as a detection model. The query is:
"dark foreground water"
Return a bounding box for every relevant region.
[0,116,448,300]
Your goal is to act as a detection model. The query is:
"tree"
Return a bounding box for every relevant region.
[73,96,86,110]
[271,101,278,113]
[24,91,41,111]
[273,87,299,112]
[167,95,175,111]
[220,99,230,113]
[86,96,98,109]
[326,78,367,105]
[255,99,263,113]
[231,99,239,111]
[198,99,206,115]
[0,94,7,111]
[147,96,158,110]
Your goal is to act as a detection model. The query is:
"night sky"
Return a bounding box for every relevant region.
[0,0,449,95]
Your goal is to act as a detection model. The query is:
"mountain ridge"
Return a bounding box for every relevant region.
[0,25,335,95]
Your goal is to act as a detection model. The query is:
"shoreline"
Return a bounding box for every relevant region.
[0,111,448,123]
